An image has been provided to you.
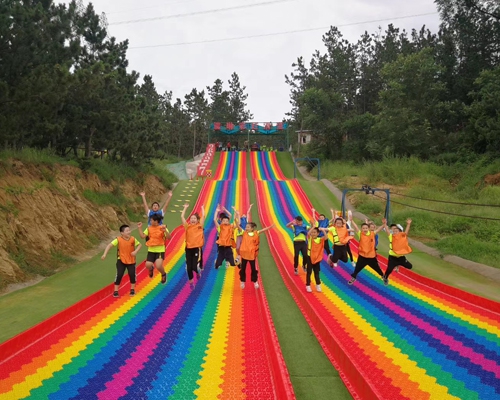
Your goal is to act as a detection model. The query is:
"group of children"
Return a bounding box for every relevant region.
[102,190,274,296]
[286,208,413,292]
[102,190,413,297]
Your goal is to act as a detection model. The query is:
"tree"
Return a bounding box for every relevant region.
[185,88,209,157]
[207,79,231,123]
[227,72,253,122]
[371,48,446,158]
[466,66,500,154]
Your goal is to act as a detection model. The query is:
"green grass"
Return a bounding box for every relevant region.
[315,157,500,269]
[246,155,351,400]
[295,179,500,301]
[0,179,196,342]
[83,188,127,206]
[276,152,296,179]
[0,148,79,167]
[0,243,149,343]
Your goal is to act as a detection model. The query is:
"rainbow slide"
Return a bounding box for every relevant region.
[0,151,294,399]
[252,151,500,399]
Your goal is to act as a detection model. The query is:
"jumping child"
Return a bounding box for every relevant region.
[286,216,310,275]
[233,203,253,265]
[138,214,171,284]
[140,191,172,225]
[313,207,331,256]
[348,219,386,285]
[306,224,330,293]
[181,203,205,288]
[236,220,274,289]
[382,219,413,284]
[214,205,236,269]
[102,224,142,297]
[327,210,354,268]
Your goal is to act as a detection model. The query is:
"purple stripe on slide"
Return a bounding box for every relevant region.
[335,268,500,377]
[97,287,192,400]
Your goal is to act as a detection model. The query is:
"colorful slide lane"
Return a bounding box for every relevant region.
[0,151,293,399]
[252,151,500,400]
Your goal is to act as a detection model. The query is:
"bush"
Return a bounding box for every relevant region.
[83,189,126,206]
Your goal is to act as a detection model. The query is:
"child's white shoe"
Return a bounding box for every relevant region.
[306,285,312,293]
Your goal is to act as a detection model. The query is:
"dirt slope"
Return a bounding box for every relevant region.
[0,161,166,290]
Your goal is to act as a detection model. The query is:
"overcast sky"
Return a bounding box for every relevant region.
[78,0,441,121]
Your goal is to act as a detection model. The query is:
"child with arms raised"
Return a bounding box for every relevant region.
[181,203,205,288]
[138,214,171,284]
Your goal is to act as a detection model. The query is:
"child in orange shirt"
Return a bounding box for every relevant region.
[102,224,142,297]
[236,219,274,289]
[348,220,386,285]
[214,205,236,269]
[138,214,171,284]
[181,203,205,288]
[327,214,354,268]
[306,226,330,293]
[232,203,253,265]
[382,219,413,284]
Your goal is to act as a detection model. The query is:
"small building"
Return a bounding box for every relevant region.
[296,130,313,145]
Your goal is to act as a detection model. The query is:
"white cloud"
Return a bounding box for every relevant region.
[78,0,441,120]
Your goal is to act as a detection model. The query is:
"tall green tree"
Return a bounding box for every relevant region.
[370,48,446,158]
[227,72,253,122]
[466,66,500,154]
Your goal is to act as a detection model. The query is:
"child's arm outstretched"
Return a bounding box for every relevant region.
[200,205,206,226]
[247,203,253,222]
[131,242,142,257]
[375,219,387,234]
[405,218,412,234]
[258,223,275,234]
[231,206,240,225]
[162,191,173,213]
[350,219,360,233]
[382,219,391,236]
[318,227,330,235]
[101,242,114,260]
[213,205,221,228]
[311,207,318,226]
[137,222,146,239]
[285,219,296,229]
[139,192,149,216]
[181,203,189,225]
[222,206,232,219]
[163,225,171,240]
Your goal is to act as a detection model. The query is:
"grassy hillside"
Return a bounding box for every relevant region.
[313,156,500,269]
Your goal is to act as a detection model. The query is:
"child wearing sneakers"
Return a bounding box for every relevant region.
[286,216,310,275]
[347,220,386,285]
[216,205,233,267]
[236,221,274,289]
[232,203,253,265]
[214,205,236,269]
[138,214,171,284]
[382,219,413,284]
[102,224,142,297]
[327,211,354,268]
[181,203,205,288]
[306,224,330,293]
[313,208,331,256]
